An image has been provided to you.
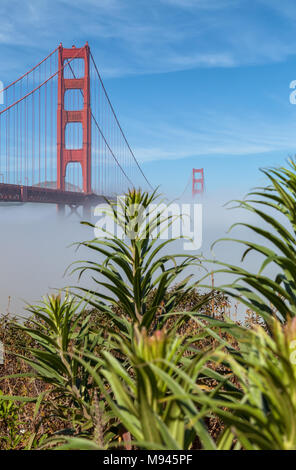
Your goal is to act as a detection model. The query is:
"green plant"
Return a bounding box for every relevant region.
[9,172,296,451]
[17,189,237,450]
[71,188,211,333]
[66,317,241,450]
[0,390,27,449]
[13,294,105,433]
[201,316,296,450]
[210,158,296,325]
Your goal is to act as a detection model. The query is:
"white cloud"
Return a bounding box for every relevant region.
[257,0,296,19]
[166,52,235,68]
[1,0,296,79]
[129,110,296,163]
[160,0,238,10]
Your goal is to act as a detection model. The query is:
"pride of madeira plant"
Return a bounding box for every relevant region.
[210,158,296,325]
[51,188,238,450]
[1,188,224,449]
[197,315,296,450]
[71,188,211,332]
[4,166,296,450]
[68,320,237,450]
[0,294,116,448]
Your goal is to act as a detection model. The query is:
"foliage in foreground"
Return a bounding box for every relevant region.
[71,188,212,331]
[2,165,296,450]
[197,315,296,450]
[210,159,296,325]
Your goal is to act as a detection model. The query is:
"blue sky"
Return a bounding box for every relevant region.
[1,0,296,198]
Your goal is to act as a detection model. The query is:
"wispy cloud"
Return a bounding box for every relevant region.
[257,0,296,19]
[1,0,296,79]
[165,52,235,68]
[129,109,296,163]
[160,0,238,10]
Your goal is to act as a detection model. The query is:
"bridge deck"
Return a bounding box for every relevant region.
[0,183,106,206]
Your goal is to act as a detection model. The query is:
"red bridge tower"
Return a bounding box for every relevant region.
[192,168,204,197]
[57,43,91,193]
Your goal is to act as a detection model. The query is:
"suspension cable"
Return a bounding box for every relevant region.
[90,51,153,190]
[0,50,81,116]
[0,46,59,96]
[66,61,134,188]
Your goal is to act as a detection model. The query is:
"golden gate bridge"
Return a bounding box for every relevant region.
[0,43,153,215]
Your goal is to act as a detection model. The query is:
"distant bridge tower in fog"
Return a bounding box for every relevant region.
[192,168,204,197]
